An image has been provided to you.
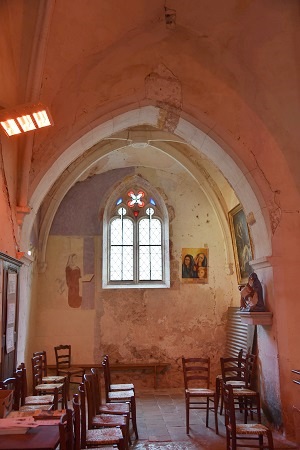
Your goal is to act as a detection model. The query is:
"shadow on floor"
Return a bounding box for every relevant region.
[132,389,299,450]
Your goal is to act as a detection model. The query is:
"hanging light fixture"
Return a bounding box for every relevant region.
[0,102,53,137]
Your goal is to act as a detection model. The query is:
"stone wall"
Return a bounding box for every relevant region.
[32,166,239,387]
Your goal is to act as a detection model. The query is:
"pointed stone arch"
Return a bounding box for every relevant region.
[21,105,272,269]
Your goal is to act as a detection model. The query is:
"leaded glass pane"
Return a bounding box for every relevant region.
[139,245,162,280]
[139,218,161,245]
[110,246,133,280]
[111,217,133,245]
[138,218,162,280]
[110,217,133,280]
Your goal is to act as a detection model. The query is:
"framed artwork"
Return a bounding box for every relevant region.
[229,204,253,285]
[181,248,208,283]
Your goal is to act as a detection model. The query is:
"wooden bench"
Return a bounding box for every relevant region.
[48,362,170,389]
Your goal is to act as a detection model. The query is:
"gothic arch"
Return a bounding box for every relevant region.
[21,105,272,269]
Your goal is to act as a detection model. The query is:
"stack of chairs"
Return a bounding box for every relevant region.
[102,355,138,440]
[83,374,130,449]
[59,395,123,450]
[31,353,67,409]
[220,352,257,423]
[0,363,57,412]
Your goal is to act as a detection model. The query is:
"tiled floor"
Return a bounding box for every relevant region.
[132,389,299,450]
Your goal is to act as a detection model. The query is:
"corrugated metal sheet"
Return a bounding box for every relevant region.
[225,307,252,357]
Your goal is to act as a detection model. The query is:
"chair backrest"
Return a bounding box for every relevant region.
[102,360,111,402]
[245,352,257,388]
[55,345,72,371]
[223,383,237,432]
[182,357,211,389]
[103,354,112,386]
[220,355,249,386]
[90,367,103,412]
[223,383,262,430]
[83,373,97,428]
[78,383,87,448]
[15,363,28,405]
[0,375,21,411]
[72,393,81,450]
[59,409,74,450]
[33,351,48,377]
[31,354,44,389]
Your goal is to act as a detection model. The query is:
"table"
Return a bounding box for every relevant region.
[0,425,60,450]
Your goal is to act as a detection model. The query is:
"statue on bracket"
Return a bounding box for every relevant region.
[239,272,265,312]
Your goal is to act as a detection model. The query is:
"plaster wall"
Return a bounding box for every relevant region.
[31,166,239,388]
[0,138,19,256]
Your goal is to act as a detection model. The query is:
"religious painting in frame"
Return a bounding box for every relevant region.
[181,248,208,283]
[229,204,253,285]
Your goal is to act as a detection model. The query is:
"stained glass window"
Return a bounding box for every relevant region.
[103,183,169,288]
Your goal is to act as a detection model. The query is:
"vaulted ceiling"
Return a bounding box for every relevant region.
[1,0,300,238]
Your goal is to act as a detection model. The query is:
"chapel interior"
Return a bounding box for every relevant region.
[0,0,300,447]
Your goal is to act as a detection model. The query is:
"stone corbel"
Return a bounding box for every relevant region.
[239,311,273,326]
[16,205,31,225]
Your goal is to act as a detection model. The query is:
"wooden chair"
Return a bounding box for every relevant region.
[59,407,117,450]
[83,376,130,450]
[75,389,125,450]
[59,409,74,450]
[102,361,138,440]
[182,356,219,435]
[90,368,130,417]
[32,354,66,409]
[54,344,85,399]
[90,367,131,443]
[223,383,274,449]
[221,353,257,422]
[102,355,134,391]
[33,350,66,384]
[0,375,22,411]
[216,349,244,414]
[16,363,55,411]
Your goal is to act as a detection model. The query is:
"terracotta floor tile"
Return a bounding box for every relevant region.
[131,388,299,450]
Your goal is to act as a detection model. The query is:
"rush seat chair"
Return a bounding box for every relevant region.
[54,344,85,400]
[102,361,138,440]
[223,383,274,450]
[32,354,66,409]
[75,389,125,450]
[182,356,219,435]
[83,375,130,450]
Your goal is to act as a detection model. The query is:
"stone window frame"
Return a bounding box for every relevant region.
[102,176,170,289]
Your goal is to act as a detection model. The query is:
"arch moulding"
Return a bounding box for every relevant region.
[21,105,272,265]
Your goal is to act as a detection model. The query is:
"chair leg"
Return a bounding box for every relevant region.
[130,396,138,440]
[185,396,190,434]
[214,394,219,435]
[117,436,125,450]
[121,424,129,450]
[226,428,231,450]
[53,388,58,410]
[220,383,224,415]
[216,377,221,412]
[206,398,209,427]
[67,375,71,401]
[231,435,237,450]
[267,430,274,450]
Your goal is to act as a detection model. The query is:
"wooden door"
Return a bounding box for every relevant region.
[0,252,22,380]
